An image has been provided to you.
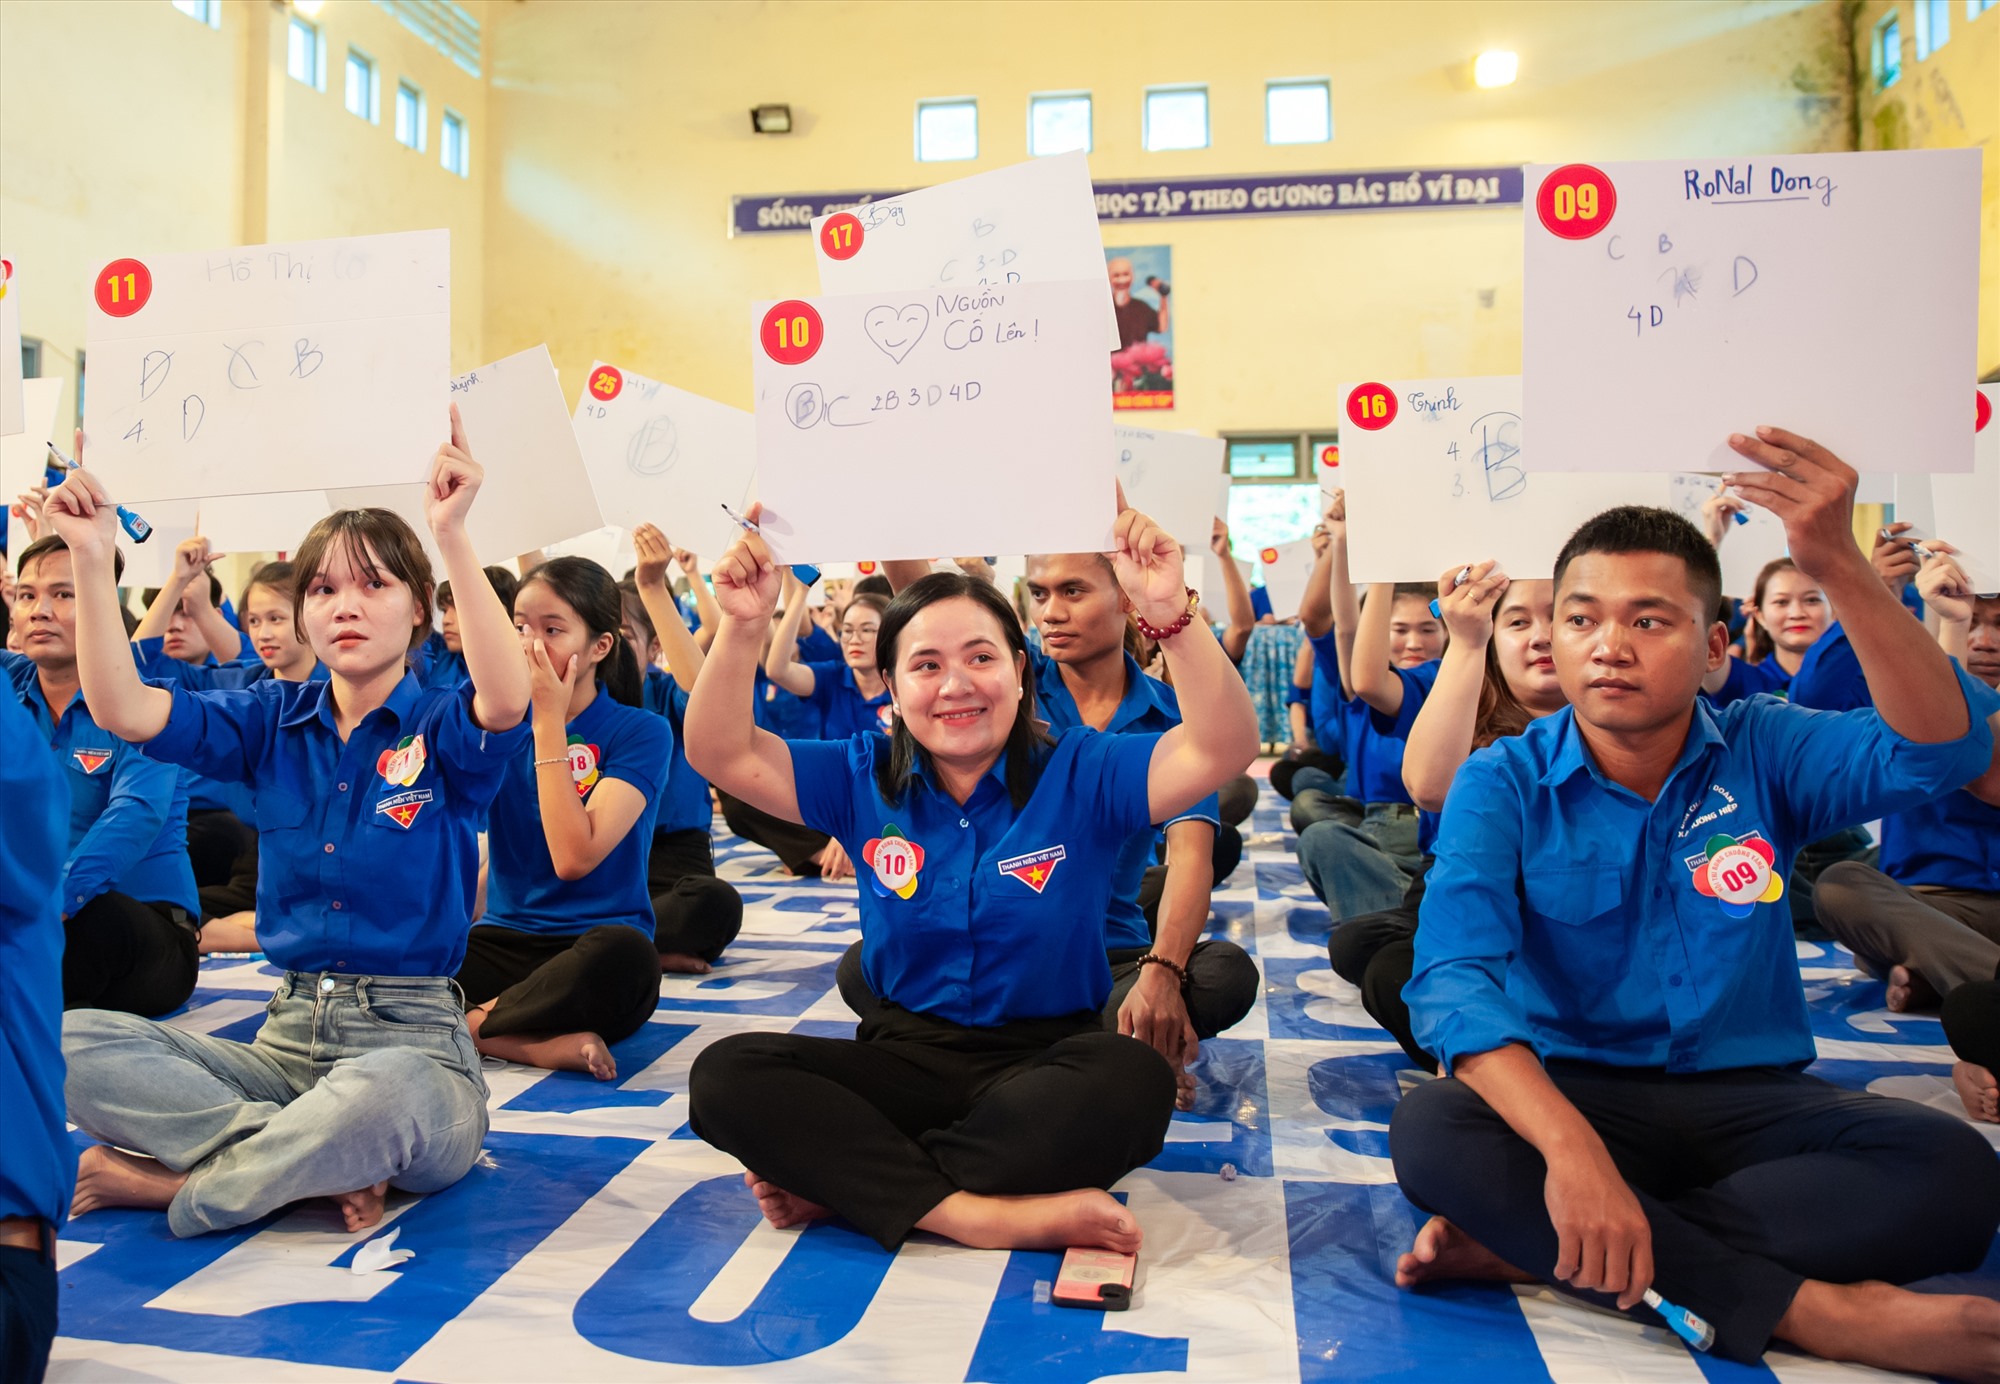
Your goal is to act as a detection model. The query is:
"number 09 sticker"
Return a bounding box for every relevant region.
[1345,383,1397,432]
[1535,164,1617,241]
[760,300,824,366]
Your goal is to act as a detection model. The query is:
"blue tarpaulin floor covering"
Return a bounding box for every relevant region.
[47,773,1999,1381]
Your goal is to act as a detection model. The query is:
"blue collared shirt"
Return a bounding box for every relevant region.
[4,652,197,918]
[141,674,529,975]
[1705,654,1791,708]
[1302,635,1438,809]
[1029,648,1219,950]
[754,669,822,739]
[805,659,895,739]
[643,668,713,836]
[484,685,670,939]
[1408,672,1996,1074]
[790,728,1159,1025]
[414,631,469,691]
[132,636,328,818]
[0,690,72,1225]
[1789,622,2000,890]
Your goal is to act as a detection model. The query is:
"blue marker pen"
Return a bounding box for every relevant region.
[1879,528,1935,563]
[46,443,151,544]
[720,503,819,588]
[1643,1289,1715,1352]
[1429,566,1472,620]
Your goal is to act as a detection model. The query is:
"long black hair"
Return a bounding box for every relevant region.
[874,571,1050,810]
[518,556,642,708]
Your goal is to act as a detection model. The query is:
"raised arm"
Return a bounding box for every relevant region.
[132,537,241,663]
[1210,519,1255,662]
[762,572,819,696]
[1726,427,1967,743]
[43,472,173,742]
[1111,495,1260,823]
[1298,495,1343,638]
[1402,562,1505,811]
[634,524,705,693]
[429,404,530,733]
[675,545,720,652]
[685,510,803,821]
[1324,491,1361,694]
[1347,583,1404,716]
[883,559,931,594]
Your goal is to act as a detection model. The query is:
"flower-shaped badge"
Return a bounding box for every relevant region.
[1688,831,1784,918]
[566,736,601,797]
[862,824,924,900]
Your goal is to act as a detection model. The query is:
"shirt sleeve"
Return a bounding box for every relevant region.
[1406,750,1542,1074]
[61,741,177,913]
[1163,789,1221,831]
[1754,664,2000,847]
[802,660,844,713]
[141,682,274,785]
[1787,627,1867,712]
[1072,728,1164,842]
[1371,659,1440,738]
[424,682,534,809]
[1306,628,1343,683]
[601,708,673,797]
[787,737,863,843]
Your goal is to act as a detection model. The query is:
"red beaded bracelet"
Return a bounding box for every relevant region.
[1132,587,1200,642]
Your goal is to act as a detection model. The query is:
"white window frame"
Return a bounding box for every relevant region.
[1144,85,1210,153]
[914,98,979,163]
[1265,79,1332,145]
[441,109,470,177]
[1873,10,1903,87]
[287,16,326,92]
[395,80,427,151]
[1027,92,1092,157]
[345,47,379,123]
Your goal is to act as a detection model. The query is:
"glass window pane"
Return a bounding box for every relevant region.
[1226,484,1320,557]
[345,52,373,119]
[287,19,315,85]
[441,112,468,176]
[916,101,977,162]
[396,83,424,149]
[1029,95,1091,156]
[1227,438,1300,478]
[1267,82,1331,144]
[1145,88,1209,152]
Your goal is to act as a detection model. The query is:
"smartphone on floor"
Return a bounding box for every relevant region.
[1051,1247,1136,1311]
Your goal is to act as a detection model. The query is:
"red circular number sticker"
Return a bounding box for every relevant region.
[761,300,824,366]
[1319,443,1340,470]
[1978,390,1993,434]
[587,364,624,402]
[857,561,878,575]
[1260,547,1280,564]
[95,258,154,318]
[820,212,864,262]
[1345,383,1397,432]
[1536,164,1617,240]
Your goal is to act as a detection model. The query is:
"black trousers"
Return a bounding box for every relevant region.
[1389,1060,2000,1364]
[0,1241,56,1384]
[197,829,260,923]
[184,808,252,890]
[455,923,661,1045]
[1269,748,1342,802]
[688,1005,1175,1249]
[62,892,198,1017]
[1326,859,1432,1070]
[1945,979,2000,1071]
[647,827,745,962]
[716,791,828,875]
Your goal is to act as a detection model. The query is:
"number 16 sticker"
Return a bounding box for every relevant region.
[1345,383,1397,432]
[1536,164,1617,241]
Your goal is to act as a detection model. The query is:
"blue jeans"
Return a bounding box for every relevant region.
[63,973,488,1238]
[1296,802,1422,923]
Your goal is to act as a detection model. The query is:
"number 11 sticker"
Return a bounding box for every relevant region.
[95,258,153,318]
[761,301,824,366]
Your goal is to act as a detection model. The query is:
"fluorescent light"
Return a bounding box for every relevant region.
[292,0,325,16]
[1474,51,1519,88]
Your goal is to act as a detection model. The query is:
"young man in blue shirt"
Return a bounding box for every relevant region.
[1389,428,2000,1378]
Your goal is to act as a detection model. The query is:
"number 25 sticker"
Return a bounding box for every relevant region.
[588,365,624,402]
[761,300,824,366]
[95,258,154,318]
[1345,383,1397,432]
[820,213,864,262]
[1536,164,1616,241]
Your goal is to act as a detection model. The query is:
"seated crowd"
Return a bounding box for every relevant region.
[2,418,1997,1382]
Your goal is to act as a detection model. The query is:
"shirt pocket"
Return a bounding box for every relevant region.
[1521,865,1625,927]
[254,790,311,834]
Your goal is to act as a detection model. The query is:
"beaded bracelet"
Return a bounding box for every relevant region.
[533,756,569,768]
[1137,952,1189,987]
[1132,587,1200,642]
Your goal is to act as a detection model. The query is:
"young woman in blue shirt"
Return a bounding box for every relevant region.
[683,496,1259,1255]
[458,557,668,1080]
[45,409,531,1238]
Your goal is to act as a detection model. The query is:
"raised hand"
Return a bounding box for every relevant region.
[1324,489,1347,539]
[1870,522,1923,594]
[170,537,222,604]
[1723,427,1866,586]
[633,523,673,590]
[1209,517,1232,559]
[526,637,577,721]
[1107,481,1187,626]
[1700,486,1748,548]
[43,469,121,561]
[426,402,483,536]
[1435,560,1508,647]
[711,503,782,621]
[1915,548,1974,625]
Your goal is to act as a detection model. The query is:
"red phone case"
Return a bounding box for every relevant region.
[1051,1247,1136,1311]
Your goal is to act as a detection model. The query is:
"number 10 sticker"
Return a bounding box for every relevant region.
[1345,383,1397,432]
[760,300,824,366]
[1535,164,1616,241]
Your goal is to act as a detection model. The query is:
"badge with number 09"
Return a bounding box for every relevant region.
[761,301,824,366]
[1535,164,1617,241]
[1345,384,1397,432]
[820,212,864,262]
[95,258,154,318]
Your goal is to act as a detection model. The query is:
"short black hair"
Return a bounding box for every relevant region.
[852,574,892,600]
[438,564,519,617]
[1553,506,1722,618]
[144,572,221,608]
[18,534,125,583]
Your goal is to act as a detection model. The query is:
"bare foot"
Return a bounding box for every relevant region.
[69,1146,187,1217]
[741,1170,832,1229]
[1884,964,1938,1013]
[660,952,713,975]
[1395,1216,1536,1289]
[1174,1066,1197,1112]
[916,1188,1142,1254]
[1956,1061,2000,1124]
[1777,1279,2000,1381]
[474,1029,618,1080]
[331,1181,388,1233]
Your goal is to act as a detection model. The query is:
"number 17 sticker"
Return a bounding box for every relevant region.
[820,213,864,261]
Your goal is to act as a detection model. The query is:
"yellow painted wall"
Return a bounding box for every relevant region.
[0,0,490,442]
[482,0,1855,437]
[1852,0,2000,377]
